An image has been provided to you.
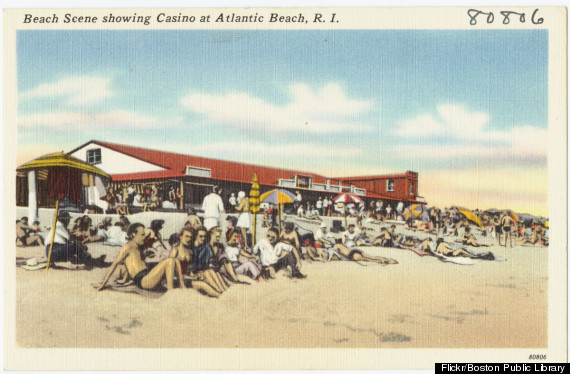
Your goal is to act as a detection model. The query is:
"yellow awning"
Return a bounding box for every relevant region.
[16,152,110,179]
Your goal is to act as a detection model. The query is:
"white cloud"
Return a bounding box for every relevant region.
[392,104,547,162]
[19,110,182,129]
[20,76,112,106]
[180,83,372,133]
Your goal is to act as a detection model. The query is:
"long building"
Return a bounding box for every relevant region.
[18,140,425,211]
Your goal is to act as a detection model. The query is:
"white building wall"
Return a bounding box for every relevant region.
[70,144,166,175]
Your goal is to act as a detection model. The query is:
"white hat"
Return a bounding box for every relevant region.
[21,258,47,271]
[320,222,327,228]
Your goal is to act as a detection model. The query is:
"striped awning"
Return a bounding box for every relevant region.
[16,152,110,179]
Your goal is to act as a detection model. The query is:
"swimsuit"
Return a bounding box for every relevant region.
[133,269,149,289]
[348,249,363,260]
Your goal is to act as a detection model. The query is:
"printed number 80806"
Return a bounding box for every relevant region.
[529,354,547,360]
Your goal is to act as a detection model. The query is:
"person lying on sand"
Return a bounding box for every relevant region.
[330,243,398,265]
[16,217,44,247]
[433,237,478,258]
[97,223,184,292]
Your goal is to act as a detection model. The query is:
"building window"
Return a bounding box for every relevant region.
[296,175,312,189]
[386,179,394,192]
[86,149,101,165]
[409,182,414,195]
[186,166,211,178]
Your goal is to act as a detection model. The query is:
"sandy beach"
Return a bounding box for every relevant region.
[15,209,547,349]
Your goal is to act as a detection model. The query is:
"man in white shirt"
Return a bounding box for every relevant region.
[294,191,302,211]
[316,197,323,216]
[201,185,225,230]
[314,223,342,260]
[45,211,104,268]
[342,224,365,248]
[323,197,330,216]
[252,227,306,279]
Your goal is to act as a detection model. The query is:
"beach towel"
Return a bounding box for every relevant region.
[432,251,479,265]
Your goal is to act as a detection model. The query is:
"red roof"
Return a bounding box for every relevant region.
[71,140,340,187]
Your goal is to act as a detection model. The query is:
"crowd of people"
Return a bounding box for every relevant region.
[17,185,549,296]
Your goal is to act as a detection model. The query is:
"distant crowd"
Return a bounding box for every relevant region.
[17,185,549,296]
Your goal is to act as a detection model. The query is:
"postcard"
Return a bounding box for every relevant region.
[3,6,567,370]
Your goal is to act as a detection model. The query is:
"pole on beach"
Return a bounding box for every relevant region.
[179,180,184,211]
[45,199,60,272]
[248,173,260,246]
[344,204,347,228]
[278,204,282,234]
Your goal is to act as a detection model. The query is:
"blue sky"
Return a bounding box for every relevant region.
[17,29,549,213]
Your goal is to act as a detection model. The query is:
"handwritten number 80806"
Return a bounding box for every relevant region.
[468,9,543,25]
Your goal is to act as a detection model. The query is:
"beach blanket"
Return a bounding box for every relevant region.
[432,251,479,265]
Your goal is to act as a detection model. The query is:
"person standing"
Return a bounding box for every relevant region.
[294,191,302,211]
[316,197,323,216]
[229,192,237,213]
[323,196,330,217]
[236,191,252,249]
[201,185,225,230]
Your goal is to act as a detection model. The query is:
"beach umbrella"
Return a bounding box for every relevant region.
[419,210,430,223]
[248,174,260,246]
[456,207,483,228]
[260,189,296,233]
[17,152,110,271]
[332,193,364,227]
[403,204,424,221]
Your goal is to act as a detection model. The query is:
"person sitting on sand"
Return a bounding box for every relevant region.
[342,224,366,248]
[224,229,263,281]
[297,204,305,218]
[46,211,106,269]
[143,219,170,262]
[314,223,343,261]
[461,227,488,247]
[184,208,202,231]
[252,227,306,279]
[98,223,184,292]
[169,227,220,297]
[304,203,322,221]
[281,221,325,262]
[190,226,230,294]
[16,217,44,247]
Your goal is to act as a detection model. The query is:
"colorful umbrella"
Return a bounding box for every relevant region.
[332,193,364,227]
[260,189,296,204]
[403,204,424,220]
[456,207,483,228]
[260,189,296,233]
[17,152,110,271]
[331,193,365,205]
